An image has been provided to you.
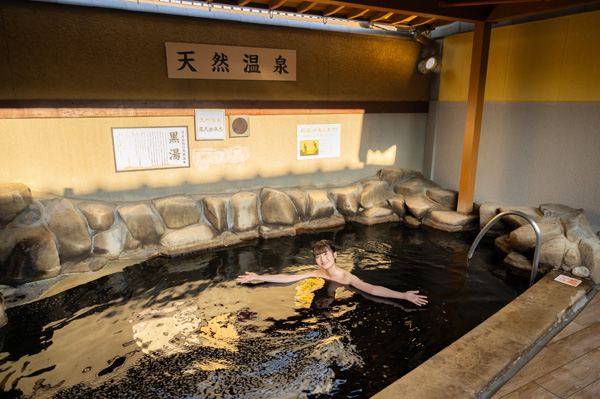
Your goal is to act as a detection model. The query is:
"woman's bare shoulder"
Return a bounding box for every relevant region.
[327,269,353,285]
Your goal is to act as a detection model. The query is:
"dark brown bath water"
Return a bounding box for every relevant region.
[0,223,528,398]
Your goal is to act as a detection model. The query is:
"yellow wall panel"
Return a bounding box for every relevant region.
[559,12,600,101]
[484,26,511,102]
[439,10,600,103]
[504,17,569,102]
[439,33,472,102]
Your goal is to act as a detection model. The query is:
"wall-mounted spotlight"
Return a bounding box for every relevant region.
[413,28,442,75]
[425,56,442,73]
[417,57,442,74]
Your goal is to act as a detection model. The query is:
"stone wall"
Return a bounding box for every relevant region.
[1,168,599,290]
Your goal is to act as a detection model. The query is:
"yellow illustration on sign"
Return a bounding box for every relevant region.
[299,140,319,156]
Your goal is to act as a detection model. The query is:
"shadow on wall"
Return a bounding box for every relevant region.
[358,113,427,171]
[65,168,388,202]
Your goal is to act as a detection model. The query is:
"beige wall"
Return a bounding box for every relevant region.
[1,113,427,200]
[0,0,431,200]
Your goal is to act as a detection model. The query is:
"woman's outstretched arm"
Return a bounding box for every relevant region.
[236,271,322,284]
[346,274,428,306]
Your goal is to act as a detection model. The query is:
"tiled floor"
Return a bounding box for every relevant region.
[491,292,600,399]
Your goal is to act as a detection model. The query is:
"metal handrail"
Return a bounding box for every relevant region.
[468,210,542,287]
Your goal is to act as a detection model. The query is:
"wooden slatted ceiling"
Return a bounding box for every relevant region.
[236,0,458,28]
[220,0,599,29]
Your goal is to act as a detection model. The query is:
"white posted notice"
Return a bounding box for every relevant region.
[112,127,189,172]
[297,124,341,160]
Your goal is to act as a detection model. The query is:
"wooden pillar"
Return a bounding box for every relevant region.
[456,21,492,214]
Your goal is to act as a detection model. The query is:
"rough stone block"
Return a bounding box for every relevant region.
[259,225,297,239]
[125,231,142,251]
[152,195,201,230]
[579,238,600,283]
[160,224,217,255]
[352,206,399,226]
[498,206,543,228]
[539,237,567,270]
[231,192,259,232]
[297,214,345,231]
[479,202,508,232]
[494,234,512,254]
[61,256,107,274]
[93,225,126,259]
[394,178,426,197]
[426,188,458,209]
[9,202,42,227]
[394,177,439,197]
[260,188,298,225]
[118,203,165,245]
[503,251,533,272]
[539,203,578,218]
[42,198,92,260]
[329,185,361,217]
[306,190,334,220]
[387,195,406,215]
[508,219,563,252]
[405,193,446,220]
[283,188,307,219]
[0,183,32,227]
[572,266,590,278]
[423,211,478,232]
[561,211,596,241]
[78,201,116,231]
[203,196,228,232]
[0,226,60,283]
[562,244,581,271]
[403,215,422,227]
[378,167,412,186]
[359,181,390,209]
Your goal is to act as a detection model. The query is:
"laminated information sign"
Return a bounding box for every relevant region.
[112,127,189,172]
[554,275,582,287]
[195,109,226,141]
[297,124,341,160]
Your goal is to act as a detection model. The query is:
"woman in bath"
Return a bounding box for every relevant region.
[236,239,428,307]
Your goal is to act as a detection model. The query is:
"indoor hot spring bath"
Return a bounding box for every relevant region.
[0,223,529,398]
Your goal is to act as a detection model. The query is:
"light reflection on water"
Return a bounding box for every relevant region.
[0,223,529,398]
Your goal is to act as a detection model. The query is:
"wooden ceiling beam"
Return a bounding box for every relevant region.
[306,0,487,22]
[346,8,370,19]
[440,0,544,7]
[412,17,437,27]
[237,0,252,6]
[268,0,287,10]
[388,14,417,24]
[296,1,318,13]
[323,5,345,16]
[370,11,394,22]
[485,0,599,21]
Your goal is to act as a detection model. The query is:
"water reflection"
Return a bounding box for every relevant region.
[0,223,528,398]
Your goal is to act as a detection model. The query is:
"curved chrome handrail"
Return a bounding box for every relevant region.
[468,210,542,287]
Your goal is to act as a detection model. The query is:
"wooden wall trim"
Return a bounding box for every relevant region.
[0,100,429,118]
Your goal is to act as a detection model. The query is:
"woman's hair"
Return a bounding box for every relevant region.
[312,239,336,257]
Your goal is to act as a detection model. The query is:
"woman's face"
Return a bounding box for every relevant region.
[314,249,336,270]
